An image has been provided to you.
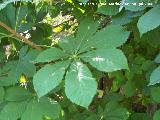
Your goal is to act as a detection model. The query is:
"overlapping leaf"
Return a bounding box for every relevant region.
[74,17,99,53]
[137,5,160,36]
[79,25,130,52]
[35,47,67,63]
[149,66,160,86]
[80,48,128,72]
[153,110,160,120]
[103,102,129,120]
[5,87,32,102]
[0,101,28,120]
[33,61,70,97]
[21,97,61,120]
[65,61,97,108]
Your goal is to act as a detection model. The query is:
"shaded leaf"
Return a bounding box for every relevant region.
[149,66,160,85]
[151,87,160,103]
[5,87,31,102]
[0,0,31,10]
[0,101,27,120]
[137,5,160,36]
[155,53,160,63]
[103,102,129,120]
[21,97,61,120]
[0,87,4,101]
[125,0,148,12]
[153,110,160,120]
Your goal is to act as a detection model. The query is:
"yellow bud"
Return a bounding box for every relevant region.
[97,90,104,98]
[19,75,27,84]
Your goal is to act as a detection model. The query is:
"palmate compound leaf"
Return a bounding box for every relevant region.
[78,25,130,53]
[33,61,70,98]
[137,5,160,36]
[80,48,128,72]
[21,97,61,120]
[35,47,67,63]
[148,66,160,86]
[65,61,97,108]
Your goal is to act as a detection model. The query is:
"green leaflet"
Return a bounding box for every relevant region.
[0,87,4,101]
[22,49,40,62]
[155,53,160,63]
[150,87,160,103]
[21,97,61,120]
[0,101,28,120]
[0,4,16,28]
[5,87,32,102]
[80,48,128,72]
[33,61,70,98]
[137,5,160,36]
[19,45,40,63]
[60,19,129,54]
[35,47,67,63]
[6,60,36,81]
[103,102,129,120]
[112,11,136,26]
[78,0,89,3]
[15,5,29,32]
[17,60,36,77]
[0,60,35,86]
[0,3,30,31]
[65,61,97,108]
[125,0,148,12]
[124,80,136,97]
[0,47,37,87]
[80,25,130,52]
[74,17,99,53]
[153,110,160,120]
[0,76,16,87]
[19,46,29,59]
[97,0,119,15]
[59,35,77,54]
[130,113,152,120]
[148,66,160,86]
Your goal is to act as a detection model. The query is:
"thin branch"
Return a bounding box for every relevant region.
[0,22,42,50]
